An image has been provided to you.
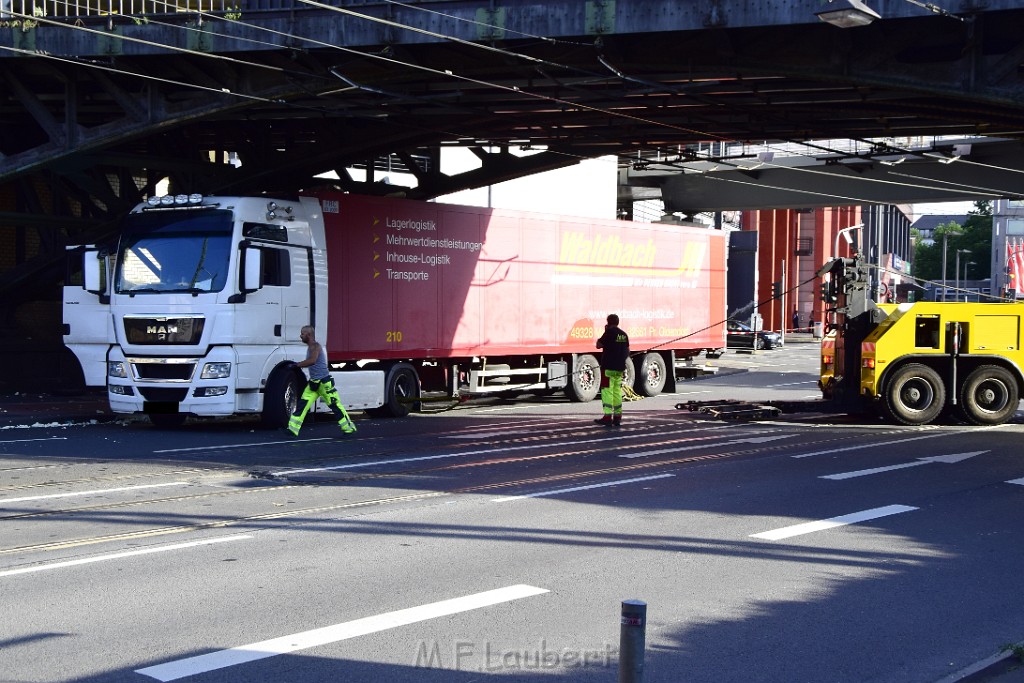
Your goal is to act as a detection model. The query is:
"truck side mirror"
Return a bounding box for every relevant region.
[83,249,103,294]
[240,243,263,293]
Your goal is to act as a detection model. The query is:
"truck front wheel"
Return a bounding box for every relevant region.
[958,365,1019,425]
[565,354,600,402]
[635,352,667,397]
[262,365,304,428]
[884,363,945,425]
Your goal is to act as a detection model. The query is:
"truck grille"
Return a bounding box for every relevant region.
[124,316,204,345]
[131,361,196,381]
[138,387,189,402]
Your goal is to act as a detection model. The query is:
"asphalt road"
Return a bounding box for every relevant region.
[2,344,1024,683]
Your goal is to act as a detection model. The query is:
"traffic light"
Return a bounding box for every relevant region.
[772,281,782,298]
[820,280,837,303]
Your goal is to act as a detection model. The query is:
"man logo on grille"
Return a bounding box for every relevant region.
[146,324,178,340]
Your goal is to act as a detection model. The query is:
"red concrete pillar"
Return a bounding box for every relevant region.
[755,209,775,330]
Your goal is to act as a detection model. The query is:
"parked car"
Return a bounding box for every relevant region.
[726,319,783,350]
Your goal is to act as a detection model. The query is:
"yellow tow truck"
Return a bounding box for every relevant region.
[819,257,1022,426]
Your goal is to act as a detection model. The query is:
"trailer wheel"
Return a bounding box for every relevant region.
[884,363,945,425]
[636,352,667,397]
[565,353,600,402]
[957,365,1019,425]
[262,365,304,428]
[623,357,635,393]
[372,365,419,417]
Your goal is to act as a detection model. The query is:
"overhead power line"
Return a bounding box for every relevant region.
[1,1,1015,209]
[0,43,283,104]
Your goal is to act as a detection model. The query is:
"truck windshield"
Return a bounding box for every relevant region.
[115,209,233,294]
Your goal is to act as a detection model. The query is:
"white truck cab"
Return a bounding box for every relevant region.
[63,193,383,427]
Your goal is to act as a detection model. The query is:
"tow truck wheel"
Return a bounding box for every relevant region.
[636,352,667,397]
[884,363,945,426]
[958,365,1019,425]
[565,353,600,402]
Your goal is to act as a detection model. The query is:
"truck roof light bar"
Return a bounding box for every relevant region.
[145,194,205,208]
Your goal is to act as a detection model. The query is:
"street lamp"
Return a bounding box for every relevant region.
[955,249,970,301]
[939,232,964,301]
[963,260,976,301]
[816,0,881,27]
[816,0,964,26]
[834,224,864,258]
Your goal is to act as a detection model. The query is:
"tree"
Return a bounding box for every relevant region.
[912,201,992,282]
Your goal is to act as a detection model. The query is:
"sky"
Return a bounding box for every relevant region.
[910,201,977,220]
[340,155,981,223]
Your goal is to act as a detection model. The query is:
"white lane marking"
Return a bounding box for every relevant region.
[135,584,549,682]
[442,422,592,440]
[492,474,675,502]
[1007,478,1024,486]
[821,451,987,480]
[440,418,579,437]
[0,437,69,444]
[0,536,250,578]
[792,430,959,458]
[474,404,552,413]
[154,437,333,454]
[751,504,918,541]
[272,427,708,476]
[619,434,793,459]
[0,481,190,504]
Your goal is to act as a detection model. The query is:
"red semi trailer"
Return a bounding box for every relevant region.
[63,191,727,426]
[318,193,727,413]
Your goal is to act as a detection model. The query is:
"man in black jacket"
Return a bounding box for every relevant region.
[595,313,630,427]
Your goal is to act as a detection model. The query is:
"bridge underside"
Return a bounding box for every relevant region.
[3,4,1024,212]
[626,137,1024,214]
[2,0,1024,385]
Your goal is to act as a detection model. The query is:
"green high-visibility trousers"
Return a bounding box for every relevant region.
[287,376,356,436]
[600,369,624,417]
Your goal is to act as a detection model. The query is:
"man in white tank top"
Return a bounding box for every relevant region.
[286,325,356,436]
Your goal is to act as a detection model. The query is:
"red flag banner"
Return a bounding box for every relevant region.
[1006,241,1017,298]
[1012,240,1024,298]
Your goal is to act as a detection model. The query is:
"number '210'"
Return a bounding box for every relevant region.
[386,330,403,343]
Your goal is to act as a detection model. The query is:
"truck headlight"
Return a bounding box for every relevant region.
[108,361,128,378]
[195,386,228,397]
[201,362,232,379]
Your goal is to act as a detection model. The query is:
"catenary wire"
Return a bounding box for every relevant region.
[0,43,286,104]
[757,160,1011,199]
[4,8,291,74]
[13,0,1007,203]
[3,3,1009,216]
